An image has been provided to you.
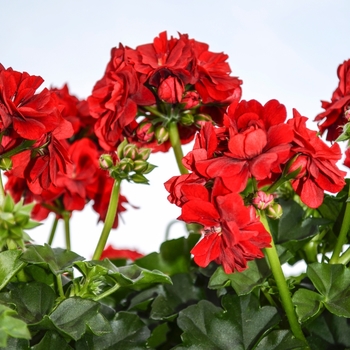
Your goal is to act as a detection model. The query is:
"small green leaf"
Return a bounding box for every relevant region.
[31,331,73,350]
[20,244,84,275]
[292,289,323,323]
[0,250,26,291]
[209,258,271,295]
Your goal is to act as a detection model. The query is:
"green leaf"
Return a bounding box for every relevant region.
[146,322,170,349]
[20,244,84,275]
[135,235,200,275]
[0,336,29,350]
[292,289,323,323]
[6,282,56,324]
[306,310,350,350]
[150,273,205,320]
[49,297,111,341]
[255,330,307,350]
[31,331,73,350]
[0,304,31,348]
[176,294,280,350]
[0,250,26,291]
[307,263,350,317]
[208,258,271,295]
[76,312,150,350]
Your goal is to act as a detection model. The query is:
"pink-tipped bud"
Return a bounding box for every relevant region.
[252,191,274,210]
[180,113,195,126]
[155,125,169,144]
[136,121,154,143]
[133,160,148,173]
[99,154,114,170]
[181,91,200,109]
[119,158,134,173]
[266,203,283,219]
[123,144,138,160]
[137,148,151,161]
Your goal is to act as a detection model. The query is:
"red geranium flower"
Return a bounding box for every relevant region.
[315,59,350,141]
[180,192,271,273]
[100,245,144,261]
[288,109,346,208]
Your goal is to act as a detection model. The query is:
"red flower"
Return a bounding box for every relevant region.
[315,59,350,141]
[288,109,346,208]
[100,245,144,261]
[180,192,271,273]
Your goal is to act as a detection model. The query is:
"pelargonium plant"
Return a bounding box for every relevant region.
[1,31,350,349]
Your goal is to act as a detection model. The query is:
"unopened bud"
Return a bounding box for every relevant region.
[194,113,212,127]
[252,191,274,210]
[133,160,149,173]
[117,139,128,160]
[0,157,12,171]
[123,144,138,160]
[181,91,200,109]
[266,203,283,219]
[180,113,194,126]
[119,158,134,173]
[287,155,308,179]
[136,121,154,142]
[99,154,114,170]
[155,126,169,144]
[137,148,151,161]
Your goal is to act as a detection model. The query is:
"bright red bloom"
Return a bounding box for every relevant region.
[180,192,271,273]
[315,59,350,141]
[100,245,144,261]
[288,109,346,208]
[0,66,67,140]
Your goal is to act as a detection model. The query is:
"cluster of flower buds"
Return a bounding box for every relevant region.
[0,194,40,250]
[252,191,283,219]
[99,139,156,184]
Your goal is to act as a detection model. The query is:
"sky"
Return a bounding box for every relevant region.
[1,1,349,261]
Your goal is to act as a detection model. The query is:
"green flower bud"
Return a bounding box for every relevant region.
[123,144,138,160]
[133,159,149,173]
[155,125,169,144]
[266,203,283,219]
[0,157,12,171]
[137,148,151,161]
[116,139,128,160]
[180,113,194,126]
[99,154,114,170]
[194,113,212,127]
[130,173,149,184]
[119,158,134,173]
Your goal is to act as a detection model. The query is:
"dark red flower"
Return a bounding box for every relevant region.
[100,245,144,261]
[315,59,350,141]
[180,192,271,273]
[288,109,346,208]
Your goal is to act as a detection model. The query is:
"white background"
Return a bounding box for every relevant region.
[1,1,349,263]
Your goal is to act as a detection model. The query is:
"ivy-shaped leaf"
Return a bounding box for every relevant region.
[20,244,84,275]
[176,294,280,350]
[31,331,73,350]
[208,258,271,295]
[255,330,307,350]
[0,250,26,291]
[292,289,323,323]
[76,312,150,350]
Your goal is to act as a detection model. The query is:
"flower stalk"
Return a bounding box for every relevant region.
[92,179,121,260]
[62,211,71,251]
[168,121,188,175]
[47,217,59,246]
[260,212,308,346]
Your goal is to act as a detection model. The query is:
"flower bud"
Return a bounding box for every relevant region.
[287,155,308,179]
[116,138,128,160]
[136,121,154,142]
[123,144,138,160]
[99,154,114,170]
[119,158,134,173]
[180,112,195,126]
[133,159,149,173]
[194,113,212,127]
[181,91,200,109]
[137,148,151,161]
[158,76,184,104]
[252,191,274,210]
[155,125,169,144]
[266,203,283,219]
[0,157,12,171]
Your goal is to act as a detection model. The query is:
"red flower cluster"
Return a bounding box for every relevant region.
[88,31,242,152]
[315,59,350,141]
[166,98,346,272]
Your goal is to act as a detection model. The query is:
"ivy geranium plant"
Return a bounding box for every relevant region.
[1,30,350,349]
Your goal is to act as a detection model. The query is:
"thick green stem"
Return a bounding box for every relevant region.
[338,246,350,265]
[0,139,36,159]
[260,213,309,346]
[330,185,350,264]
[62,211,71,251]
[0,170,5,206]
[93,283,121,301]
[47,217,59,245]
[92,179,121,260]
[168,121,188,175]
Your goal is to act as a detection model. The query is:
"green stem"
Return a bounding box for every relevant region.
[143,105,166,119]
[168,121,188,175]
[56,275,65,299]
[93,283,121,301]
[330,185,350,264]
[0,170,5,206]
[338,246,350,265]
[47,217,59,245]
[0,139,36,159]
[260,212,309,346]
[62,211,71,251]
[92,179,121,260]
